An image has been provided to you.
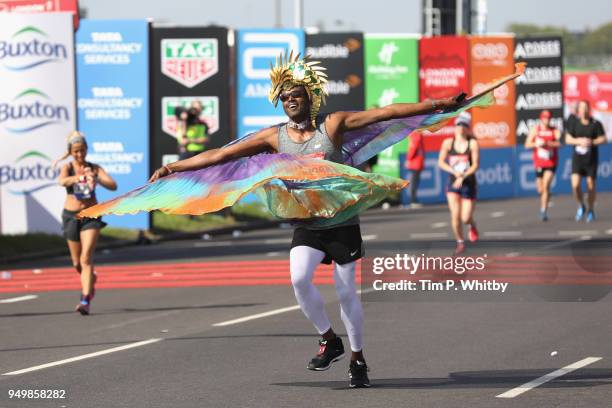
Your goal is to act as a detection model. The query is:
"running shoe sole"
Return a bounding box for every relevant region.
[307,353,345,371]
[75,304,90,315]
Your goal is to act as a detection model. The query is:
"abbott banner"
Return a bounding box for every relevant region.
[76,19,150,230]
[0,13,76,235]
[236,29,304,138]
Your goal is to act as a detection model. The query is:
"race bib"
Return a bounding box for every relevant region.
[576,146,590,155]
[537,148,551,160]
[73,179,92,200]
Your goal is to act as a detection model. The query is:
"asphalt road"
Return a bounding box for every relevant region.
[1,193,611,407]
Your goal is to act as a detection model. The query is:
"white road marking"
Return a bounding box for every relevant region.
[266,252,281,257]
[505,252,521,257]
[264,238,292,244]
[431,222,448,229]
[558,230,598,237]
[194,241,233,248]
[213,287,377,327]
[0,295,38,304]
[483,231,523,237]
[362,234,378,241]
[490,211,505,218]
[496,357,602,398]
[213,305,302,327]
[606,229,612,235]
[410,232,449,239]
[2,338,163,376]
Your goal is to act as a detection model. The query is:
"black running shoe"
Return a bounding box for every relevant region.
[307,337,344,371]
[348,360,371,388]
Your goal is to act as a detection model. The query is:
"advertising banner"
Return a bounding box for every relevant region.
[76,19,150,229]
[514,145,612,197]
[400,146,515,205]
[564,72,612,142]
[514,36,564,145]
[152,26,230,168]
[419,36,470,152]
[0,0,79,28]
[0,13,76,234]
[236,29,304,138]
[365,34,419,177]
[469,36,516,148]
[305,32,364,112]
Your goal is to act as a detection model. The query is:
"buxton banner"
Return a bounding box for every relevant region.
[76,19,150,229]
[152,26,231,167]
[236,29,304,138]
[364,34,419,177]
[419,35,470,152]
[469,36,516,148]
[514,36,564,145]
[306,32,364,113]
[0,13,76,234]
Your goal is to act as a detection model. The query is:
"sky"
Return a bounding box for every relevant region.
[79,0,610,33]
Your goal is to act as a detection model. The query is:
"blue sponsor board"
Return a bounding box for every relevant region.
[399,153,446,204]
[76,20,150,229]
[236,29,304,138]
[516,145,612,196]
[475,147,514,200]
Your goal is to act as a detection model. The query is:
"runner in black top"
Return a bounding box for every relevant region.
[565,100,606,222]
[438,112,480,255]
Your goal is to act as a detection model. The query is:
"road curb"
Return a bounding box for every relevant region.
[0,219,283,267]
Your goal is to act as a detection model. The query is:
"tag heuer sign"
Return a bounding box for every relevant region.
[161,38,219,88]
[161,96,219,138]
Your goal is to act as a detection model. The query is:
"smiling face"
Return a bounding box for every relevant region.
[70,142,87,164]
[280,85,311,122]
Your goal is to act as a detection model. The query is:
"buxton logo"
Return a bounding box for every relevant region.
[0,150,60,195]
[161,38,219,88]
[0,88,70,133]
[0,26,68,71]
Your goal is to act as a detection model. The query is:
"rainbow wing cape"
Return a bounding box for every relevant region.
[80,64,525,226]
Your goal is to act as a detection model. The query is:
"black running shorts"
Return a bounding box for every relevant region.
[62,209,107,242]
[572,156,598,179]
[291,224,364,265]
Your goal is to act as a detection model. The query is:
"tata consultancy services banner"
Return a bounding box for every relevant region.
[364,34,419,177]
[0,13,76,234]
[76,19,150,229]
[236,29,304,138]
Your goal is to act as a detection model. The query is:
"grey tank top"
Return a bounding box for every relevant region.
[277,114,359,229]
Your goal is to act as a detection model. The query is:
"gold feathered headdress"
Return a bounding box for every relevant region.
[268,51,328,127]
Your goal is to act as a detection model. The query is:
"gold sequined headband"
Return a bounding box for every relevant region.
[269,51,328,127]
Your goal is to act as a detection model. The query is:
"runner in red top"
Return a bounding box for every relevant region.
[525,110,561,221]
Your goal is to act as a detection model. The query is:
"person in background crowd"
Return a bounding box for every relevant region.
[438,112,480,255]
[57,131,117,315]
[405,130,425,208]
[525,110,561,221]
[566,100,606,222]
[176,100,209,160]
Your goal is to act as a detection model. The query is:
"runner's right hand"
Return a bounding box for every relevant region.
[149,166,171,183]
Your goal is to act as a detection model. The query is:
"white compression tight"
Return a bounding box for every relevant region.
[289,245,364,352]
